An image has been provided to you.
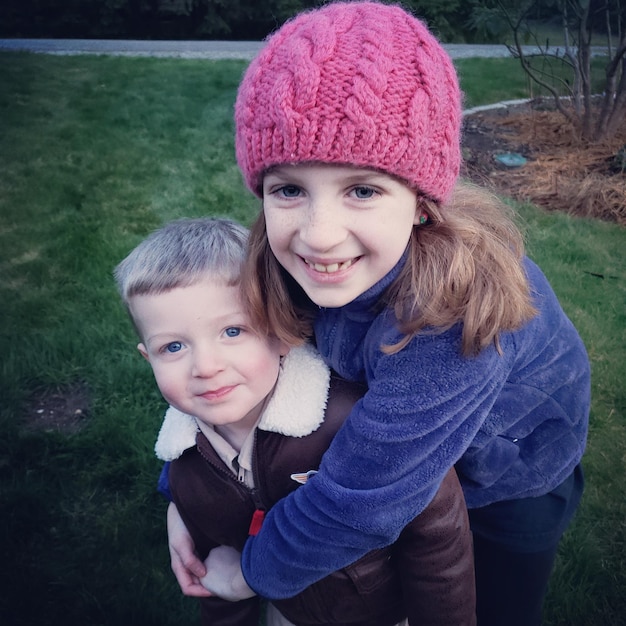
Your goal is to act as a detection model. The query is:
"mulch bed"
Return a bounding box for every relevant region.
[461,100,626,224]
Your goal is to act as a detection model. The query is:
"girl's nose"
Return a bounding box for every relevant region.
[298,201,346,251]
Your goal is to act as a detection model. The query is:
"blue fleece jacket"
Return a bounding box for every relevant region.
[240,256,590,599]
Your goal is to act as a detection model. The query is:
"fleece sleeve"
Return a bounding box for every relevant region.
[241,327,509,599]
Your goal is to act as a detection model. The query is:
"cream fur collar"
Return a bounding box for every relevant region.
[154,343,330,461]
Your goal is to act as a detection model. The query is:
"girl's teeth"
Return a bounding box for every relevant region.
[309,259,353,273]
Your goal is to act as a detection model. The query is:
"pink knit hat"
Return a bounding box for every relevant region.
[234,1,462,203]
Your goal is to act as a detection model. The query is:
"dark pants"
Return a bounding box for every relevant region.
[468,465,584,626]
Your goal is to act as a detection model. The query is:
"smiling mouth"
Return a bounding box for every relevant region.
[200,386,235,400]
[303,258,357,273]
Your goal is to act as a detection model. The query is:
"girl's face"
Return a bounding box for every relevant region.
[263,163,419,308]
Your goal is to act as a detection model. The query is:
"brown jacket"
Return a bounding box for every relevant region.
[161,347,475,626]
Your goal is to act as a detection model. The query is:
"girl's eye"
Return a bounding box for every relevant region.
[278,185,302,198]
[164,341,183,353]
[225,327,242,338]
[352,186,375,199]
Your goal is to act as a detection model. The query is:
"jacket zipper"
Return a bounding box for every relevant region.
[247,488,266,536]
[197,431,268,536]
[248,430,266,535]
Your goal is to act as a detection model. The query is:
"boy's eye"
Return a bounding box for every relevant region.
[165,341,183,353]
[352,186,375,199]
[225,327,242,338]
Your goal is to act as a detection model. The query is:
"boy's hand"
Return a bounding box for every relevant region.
[200,545,256,601]
[167,502,212,597]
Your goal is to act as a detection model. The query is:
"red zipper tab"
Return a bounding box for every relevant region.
[248,509,265,536]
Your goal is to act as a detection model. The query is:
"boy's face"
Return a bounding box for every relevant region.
[131,278,288,434]
[262,163,419,308]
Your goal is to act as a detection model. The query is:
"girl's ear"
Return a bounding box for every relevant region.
[137,343,150,362]
[413,197,430,225]
[413,209,429,226]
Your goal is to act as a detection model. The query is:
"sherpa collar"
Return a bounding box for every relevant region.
[154,343,330,461]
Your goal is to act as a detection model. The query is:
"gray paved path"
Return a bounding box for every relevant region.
[0,38,547,60]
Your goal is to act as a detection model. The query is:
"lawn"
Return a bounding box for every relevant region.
[1,51,624,625]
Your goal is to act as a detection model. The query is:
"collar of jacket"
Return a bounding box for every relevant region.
[154,343,331,461]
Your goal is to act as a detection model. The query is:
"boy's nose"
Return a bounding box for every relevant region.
[191,346,223,378]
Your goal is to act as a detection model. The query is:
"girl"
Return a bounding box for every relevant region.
[171,3,590,625]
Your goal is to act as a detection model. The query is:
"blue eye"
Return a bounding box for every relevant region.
[165,342,183,353]
[225,327,241,338]
[279,185,302,198]
[353,186,375,199]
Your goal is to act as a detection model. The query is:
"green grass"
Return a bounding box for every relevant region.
[514,203,626,624]
[1,51,624,625]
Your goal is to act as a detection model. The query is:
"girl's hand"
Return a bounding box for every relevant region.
[167,502,212,597]
[200,545,256,601]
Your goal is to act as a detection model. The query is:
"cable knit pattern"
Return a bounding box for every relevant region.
[235,1,462,202]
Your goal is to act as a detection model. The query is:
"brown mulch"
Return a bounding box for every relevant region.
[461,100,626,224]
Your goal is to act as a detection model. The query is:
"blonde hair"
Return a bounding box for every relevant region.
[115,218,250,340]
[115,217,248,309]
[242,181,537,356]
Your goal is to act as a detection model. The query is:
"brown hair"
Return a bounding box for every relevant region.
[242,213,314,347]
[241,181,537,357]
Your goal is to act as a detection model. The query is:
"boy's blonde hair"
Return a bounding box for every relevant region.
[115,217,248,314]
[243,182,537,356]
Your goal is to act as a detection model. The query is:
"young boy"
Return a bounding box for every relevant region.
[114,217,476,626]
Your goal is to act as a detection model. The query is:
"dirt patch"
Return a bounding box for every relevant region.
[461,100,626,224]
[23,382,91,435]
